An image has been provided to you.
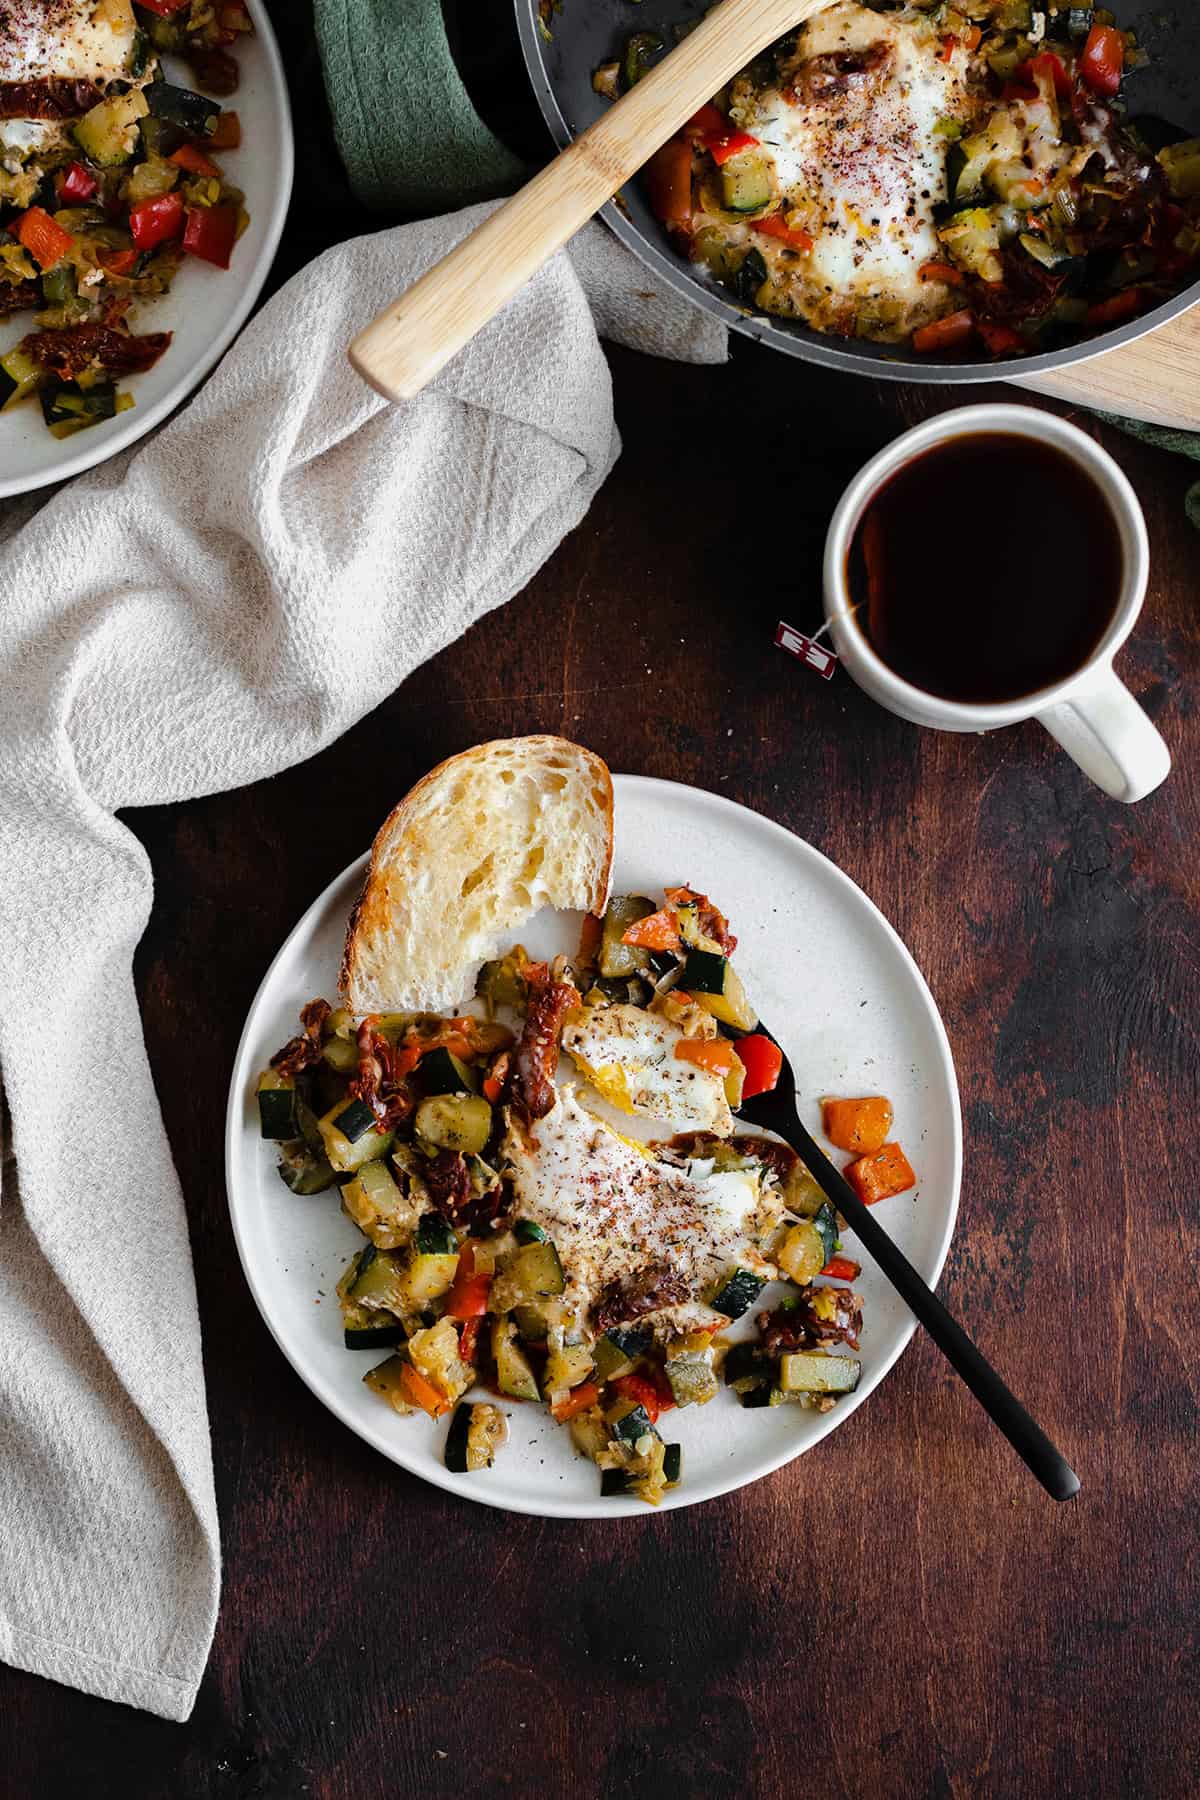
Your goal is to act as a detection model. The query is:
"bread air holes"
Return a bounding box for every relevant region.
[461,854,495,898]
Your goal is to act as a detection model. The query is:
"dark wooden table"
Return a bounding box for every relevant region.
[3,10,1199,1798]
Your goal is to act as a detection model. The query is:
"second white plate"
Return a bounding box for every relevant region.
[0,0,292,499]
[226,775,963,1517]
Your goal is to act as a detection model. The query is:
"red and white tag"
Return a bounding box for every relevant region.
[774,620,838,680]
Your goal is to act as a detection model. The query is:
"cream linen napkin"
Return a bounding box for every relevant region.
[0,201,726,1721]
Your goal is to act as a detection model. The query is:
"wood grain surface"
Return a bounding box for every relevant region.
[1,7,1199,1798]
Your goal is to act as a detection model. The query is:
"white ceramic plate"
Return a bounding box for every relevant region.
[226,776,963,1517]
[0,0,292,500]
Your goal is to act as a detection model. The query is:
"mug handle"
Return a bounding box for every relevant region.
[1036,665,1170,804]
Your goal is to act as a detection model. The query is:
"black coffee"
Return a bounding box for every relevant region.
[847,432,1124,704]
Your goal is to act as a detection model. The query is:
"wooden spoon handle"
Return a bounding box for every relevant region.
[349,0,831,401]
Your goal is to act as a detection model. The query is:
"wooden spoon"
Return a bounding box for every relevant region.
[348,0,835,401]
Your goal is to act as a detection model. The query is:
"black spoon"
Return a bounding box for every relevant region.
[738,1027,1081,1502]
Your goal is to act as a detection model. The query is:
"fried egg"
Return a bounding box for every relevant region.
[503,1090,772,1326]
[562,1002,734,1135]
[0,0,141,87]
[731,1,982,340]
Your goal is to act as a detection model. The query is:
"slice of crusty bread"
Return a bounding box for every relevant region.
[340,736,614,1015]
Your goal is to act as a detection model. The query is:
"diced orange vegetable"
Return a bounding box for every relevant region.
[551,1382,601,1423]
[398,1363,450,1419]
[753,213,814,253]
[15,206,73,270]
[622,907,682,952]
[169,142,222,178]
[845,1142,916,1206]
[821,1255,861,1281]
[207,111,242,149]
[821,1095,894,1155]
[644,135,693,228]
[674,1037,738,1075]
[918,261,963,286]
[912,309,976,354]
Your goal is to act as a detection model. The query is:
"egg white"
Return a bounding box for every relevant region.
[0,0,141,89]
[732,1,981,339]
[562,1002,734,1136]
[503,1090,770,1328]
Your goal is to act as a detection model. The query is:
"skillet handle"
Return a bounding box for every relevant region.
[348,0,833,402]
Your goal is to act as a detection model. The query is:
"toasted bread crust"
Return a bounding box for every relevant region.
[339,736,614,1015]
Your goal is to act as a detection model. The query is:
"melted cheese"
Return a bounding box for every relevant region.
[0,0,140,87]
[503,1090,770,1327]
[562,1003,734,1135]
[733,1,981,339]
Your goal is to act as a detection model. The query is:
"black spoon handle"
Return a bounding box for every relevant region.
[789,1119,1081,1502]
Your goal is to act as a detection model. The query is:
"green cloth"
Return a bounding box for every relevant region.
[313,0,526,213]
[1097,412,1200,531]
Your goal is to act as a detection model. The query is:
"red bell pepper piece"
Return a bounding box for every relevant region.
[169,143,222,179]
[976,318,1024,355]
[444,1245,492,1320]
[707,128,760,166]
[912,308,976,354]
[550,1382,601,1423]
[821,1255,861,1282]
[1079,23,1125,96]
[183,201,238,268]
[610,1372,672,1424]
[59,161,98,203]
[137,0,191,13]
[733,1033,783,1099]
[458,1318,481,1364]
[1029,51,1072,96]
[14,206,73,270]
[130,191,184,251]
[1086,288,1148,327]
[684,103,727,139]
[100,247,139,277]
[753,213,814,253]
[918,260,964,286]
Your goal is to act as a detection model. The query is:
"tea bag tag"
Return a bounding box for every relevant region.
[774,618,838,681]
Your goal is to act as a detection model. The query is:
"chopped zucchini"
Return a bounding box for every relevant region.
[663,1442,682,1487]
[778,1352,861,1395]
[491,1238,566,1310]
[0,345,42,411]
[514,1219,548,1245]
[342,1301,406,1351]
[811,1201,839,1266]
[316,1103,393,1174]
[720,152,771,214]
[72,89,149,166]
[363,1354,412,1415]
[592,1326,647,1383]
[332,1097,376,1142]
[256,1071,299,1139]
[542,1340,594,1399]
[146,81,222,138]
[569,1408,611,1463]
[475,947,529,1012]
[711,1267,766,1320]
[415,1215,457,1255]
[622,29,664,89]
[681,949,758,1031]
[40,381,120,440]
[492,1319,540,1400]
[276,1141,336,1195]
[598,896,655,979]
[445,1401,507,1472]
[340,1160,418,1249]
[735,1381,777,1408]
[418,1046,480,1095]
[408,1317,472,1404]
[665,1352,718,1407]
[722,1342,774,1392]
[321,1033,358,1073]
[1158,139,1200,201]
[414,1093,492,1155]
[608,1399,658,1448]
[348,1245,409,1313]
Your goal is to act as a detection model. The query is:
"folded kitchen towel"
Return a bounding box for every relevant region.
[0,202,726,1723]
[313,0,528,212]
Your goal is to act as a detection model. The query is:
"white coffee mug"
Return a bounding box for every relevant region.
[823,403,1171,804]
